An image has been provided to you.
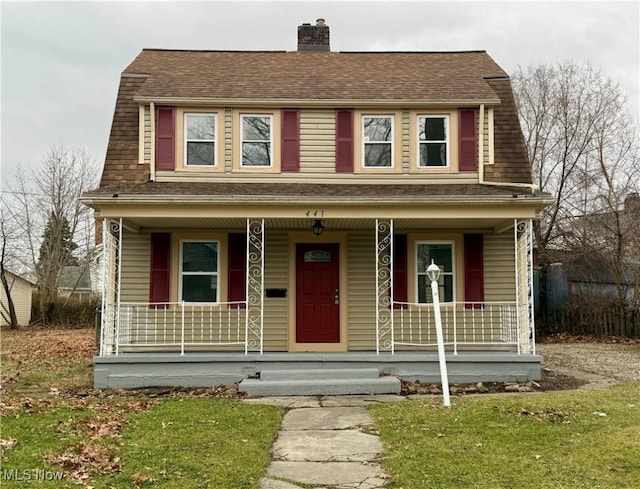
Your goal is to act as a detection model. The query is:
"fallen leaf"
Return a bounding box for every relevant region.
[132,472,151,484]
[0,438,18,449]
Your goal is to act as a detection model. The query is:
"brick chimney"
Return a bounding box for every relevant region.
[297,19,330,51]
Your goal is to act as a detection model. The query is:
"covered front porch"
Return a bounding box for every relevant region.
[94,208,539,388]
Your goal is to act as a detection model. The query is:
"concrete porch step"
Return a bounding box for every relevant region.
[239,369,401,396]
[260,368,381,381]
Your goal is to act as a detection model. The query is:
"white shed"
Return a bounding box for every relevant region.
[1,270,35,326]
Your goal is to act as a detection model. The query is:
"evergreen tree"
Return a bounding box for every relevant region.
[38,213,79,267]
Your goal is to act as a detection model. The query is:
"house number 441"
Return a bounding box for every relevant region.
[305,210,325,217]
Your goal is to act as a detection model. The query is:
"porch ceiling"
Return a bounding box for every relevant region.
[120,216,516,233]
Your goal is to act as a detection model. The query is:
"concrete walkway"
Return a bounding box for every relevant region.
[242,395,407,489]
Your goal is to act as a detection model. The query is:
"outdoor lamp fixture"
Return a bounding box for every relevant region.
[311,219,325,236]
[427,260,451,407]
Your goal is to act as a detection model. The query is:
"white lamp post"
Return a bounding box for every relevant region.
[426,260,451,407]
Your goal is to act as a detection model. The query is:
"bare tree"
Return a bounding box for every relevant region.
[589,106,640,306]
[0,207,20,328]
[512,61,640,313]
[4,144,99,321]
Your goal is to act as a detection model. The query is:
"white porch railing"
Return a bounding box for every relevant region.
[392,301,519,354]
[103,301,248,355]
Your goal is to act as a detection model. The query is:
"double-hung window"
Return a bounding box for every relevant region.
[363,116,393,167]
[416,242,455,303]
[241,115,272,167]
[180,241,219,303]
[418,115,449,167]
[185,114,217,166]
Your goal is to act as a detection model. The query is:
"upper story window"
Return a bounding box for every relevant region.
[416,241,455,303]
[418,115,449,168]
[241,115,273,167]
[362,116,393,167]
[185,113,217,166]
[180,241,219,303]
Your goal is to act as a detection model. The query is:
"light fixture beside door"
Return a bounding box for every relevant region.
[311,219,325,236]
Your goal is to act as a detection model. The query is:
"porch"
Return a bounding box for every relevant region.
[94,215,539,389]
[94,351,542,389]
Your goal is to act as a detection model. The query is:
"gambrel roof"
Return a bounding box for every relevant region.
[125,50,507,103]
[94,48,535,191]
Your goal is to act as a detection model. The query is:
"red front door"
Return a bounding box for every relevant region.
[296,243,340,343]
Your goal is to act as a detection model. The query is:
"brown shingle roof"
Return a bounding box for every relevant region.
[99,75,148,186]
[125,50,507,102]
[483,78,532,184]
[86,182,543,200]
[95,49,533,191]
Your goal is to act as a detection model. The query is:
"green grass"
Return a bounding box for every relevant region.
[370,382,640,489]
[1,405,110,487]
[1,328,283,488]
[94,399,282,489]
[1,399,283,488]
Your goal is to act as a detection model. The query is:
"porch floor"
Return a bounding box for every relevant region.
[94,351,543,389]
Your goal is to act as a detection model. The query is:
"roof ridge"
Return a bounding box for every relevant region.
[139,48,488,55]
[141,48,288,54]
[338,50,488,54]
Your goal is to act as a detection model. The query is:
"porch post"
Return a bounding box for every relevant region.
[376,219,394,354]
[515,219,535,354]
[245,219,265,354]
[100,218,122,356]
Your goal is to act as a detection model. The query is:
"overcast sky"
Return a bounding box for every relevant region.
[1,1,638,186]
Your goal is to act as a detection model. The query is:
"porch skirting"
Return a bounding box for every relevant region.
[93,351,542,389]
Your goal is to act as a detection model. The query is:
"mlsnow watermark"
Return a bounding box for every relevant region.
[2,468,65,482]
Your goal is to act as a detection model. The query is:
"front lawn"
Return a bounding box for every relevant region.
[1,327,283,488]
[370,382,640,489]
[2,398,282,488]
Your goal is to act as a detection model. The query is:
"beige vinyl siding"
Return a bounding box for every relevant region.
[144,105,151,164]
[0,273,33,326]
[299,109,336,173]
[155,106,479,182]
[484,231,516,301]
[263,230,289,350]
[402,110,410,171]
[224,108,233,172]
[120,230,150,302]
[347,230,377,350]
[482,106,490,166]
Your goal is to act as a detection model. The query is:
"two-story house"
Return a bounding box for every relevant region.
[82,20,551,392]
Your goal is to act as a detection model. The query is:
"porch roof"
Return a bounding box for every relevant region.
[84,181,549,201]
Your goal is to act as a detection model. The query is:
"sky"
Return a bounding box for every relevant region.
[1,0,639,187]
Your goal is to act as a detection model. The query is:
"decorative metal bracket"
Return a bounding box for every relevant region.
[100,218,122,356]
[245,219,264,353]
[376,219,394,353]
[515,219,535,354]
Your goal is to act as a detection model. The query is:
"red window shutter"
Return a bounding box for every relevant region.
[155,106,175,170]
[335,109,354,172]
[149,233,171,308]
[281,109,300,171]
[464,233,484,307]
[459,109,477,171]
[227,233,246,308]
[393,234,408,308]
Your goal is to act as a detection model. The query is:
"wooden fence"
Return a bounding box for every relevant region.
[537,304,640,338]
